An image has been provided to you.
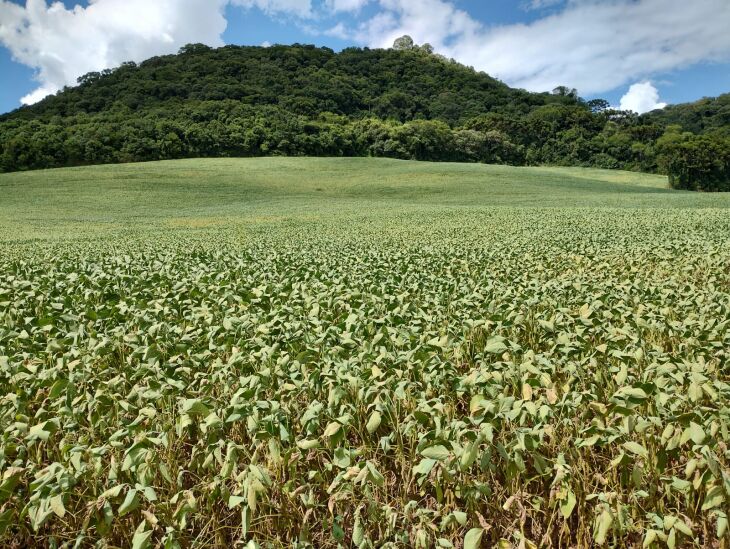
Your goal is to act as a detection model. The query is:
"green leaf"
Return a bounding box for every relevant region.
[464,527,484,549]
[28,501,53,531]
[717,512,728,539]
[688,382,703,402]
[118,489,140,516]
[49,378,68,399]
[27,423,51,442]
[623,441,648,458]
[352,511,364,547]
[452,511,467,526]
[617,387,647,400]
[643,529,658,548]
[333,447,351,468]
[559,489,577,519]
[688,422,706,445]
[242,505,251,538]
[412,458,436,476]
[228,495,246,509]
[0,508,13,536]
[366,410,382,434]
[538,319,555,333]
[595,509,613,545]
[670,477,691,493]
[296,438,320,450]
[667,528,677,549]
[485,338,507,354]
[366,461,385,487]
[132,521,153,549]
[49,494,65,518]
[323,421,341,437]
[181,398,208,416]
[101,485,124,499]
[460,439,480,470]
[421,445,450,461]
[673,519,693,537]
[332,519,345,542]
[0,468,24,505]
[702,485,726,511]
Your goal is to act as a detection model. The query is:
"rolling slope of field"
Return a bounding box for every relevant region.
[0,159,728,547]
[0,157,726,241]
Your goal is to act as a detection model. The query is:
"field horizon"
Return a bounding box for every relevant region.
[2,157,727,244]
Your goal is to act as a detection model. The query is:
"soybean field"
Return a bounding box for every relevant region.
[0,158,728,548]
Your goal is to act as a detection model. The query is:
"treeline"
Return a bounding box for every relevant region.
[0,101,658,169]
[1,42,729,190]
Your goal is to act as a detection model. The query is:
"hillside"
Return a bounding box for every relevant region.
[0,43,728,190]
[2,157,725,242]
[643,92,730,135]
[1,44,565,124]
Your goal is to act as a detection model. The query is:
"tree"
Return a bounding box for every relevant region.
[179,43,212,55]
[77,72,102,86]
[552,86,578,99]
[374,91,417,122]
[393,35,415,50]
[657,129,730,191]
[587,99,611,113]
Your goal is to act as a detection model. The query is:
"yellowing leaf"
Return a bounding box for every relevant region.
[366,411,382,434]
[623,441,648,458]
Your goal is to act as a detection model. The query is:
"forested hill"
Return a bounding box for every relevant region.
[643,93,730,134]
[1,42,729,190]
[2,43,574,123]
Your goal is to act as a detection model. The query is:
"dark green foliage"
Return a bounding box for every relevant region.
[0,43,529,122]
[0,43,728,191]
[657,129,730,191]
[644,93,730,136]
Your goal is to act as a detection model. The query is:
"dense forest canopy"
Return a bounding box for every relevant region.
[1,41,728,190]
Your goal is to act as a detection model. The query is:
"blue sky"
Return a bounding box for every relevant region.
[1,0,729,114]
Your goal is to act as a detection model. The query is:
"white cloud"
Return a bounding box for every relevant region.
[348,0,730,96]
[523,0,564,11]
[231,0,312,18]
[619,82,667,114]
[0,0,314,106]
[20,85,56,106]
[324,22,350,40]
[324,0,370,13]
[0,0,232,105]
[353,0,480,52]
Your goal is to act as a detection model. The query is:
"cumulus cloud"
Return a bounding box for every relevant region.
[0,0,313,106]
[348,0,730,95]
[619,82,667,114]
[0,0,232,104]
[324,22,351,40]
[352,0,479,53]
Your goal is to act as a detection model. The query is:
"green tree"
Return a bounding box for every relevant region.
[657,128,730,191]
[392,35,415,50]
